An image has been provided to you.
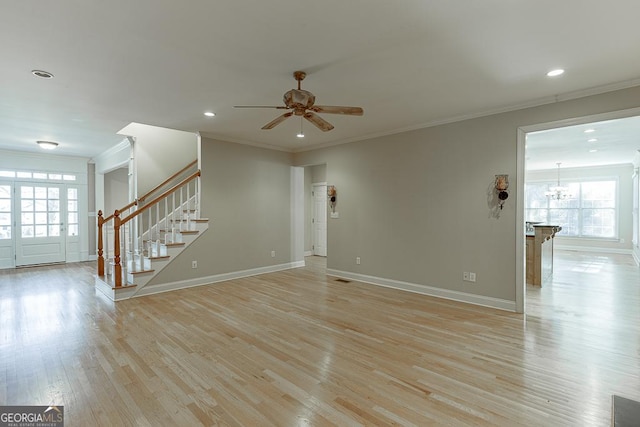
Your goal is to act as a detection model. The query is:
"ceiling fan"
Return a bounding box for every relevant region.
[234,71,363,132]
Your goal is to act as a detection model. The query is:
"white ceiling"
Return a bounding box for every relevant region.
[2,1,640,162]
[526,115,640,171]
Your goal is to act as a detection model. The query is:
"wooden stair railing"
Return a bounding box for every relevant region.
[110,170,201,287]
[97,159,199,283]
[97,199,138,276]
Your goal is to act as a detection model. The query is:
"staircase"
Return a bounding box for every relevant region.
[95,161,209,301]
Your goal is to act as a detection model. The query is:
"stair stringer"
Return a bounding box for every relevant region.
[96,220,209,301]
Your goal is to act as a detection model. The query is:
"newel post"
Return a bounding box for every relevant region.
[113,210,122,287]
[97,210,104,276]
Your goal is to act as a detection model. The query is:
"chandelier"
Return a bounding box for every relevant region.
[545,162,572,200]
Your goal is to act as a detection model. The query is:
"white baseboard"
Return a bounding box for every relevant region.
[326,269,516,312]
[304,250,313,257]
[555,245,633,255]
[133,261,306,298]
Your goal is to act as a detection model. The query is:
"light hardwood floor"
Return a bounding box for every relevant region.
[1,251,639,426]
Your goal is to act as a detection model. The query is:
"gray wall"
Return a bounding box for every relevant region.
[293,85,640,303]
[149,137,293,284]
[104,167,129,216]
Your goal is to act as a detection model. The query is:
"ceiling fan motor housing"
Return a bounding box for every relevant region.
[284,89,315,113]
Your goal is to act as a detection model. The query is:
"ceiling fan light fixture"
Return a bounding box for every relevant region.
[235,70,363,133]
[297,117,304,138]
[546,69,565,77]
[37,140,59,150]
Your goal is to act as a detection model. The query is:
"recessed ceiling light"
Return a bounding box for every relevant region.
[204,111,215,117]
[37,140,59,150]
[589,149,598,153]
[588,138,598,142]
[546,69,565,77]
[31,69,54,79]
[296,132,305,138]
[584,128,596,133]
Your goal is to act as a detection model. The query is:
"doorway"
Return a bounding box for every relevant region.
[312,183,328,256]
[304,164,328,258]
[519,108,640,313]
[15,182,68,266]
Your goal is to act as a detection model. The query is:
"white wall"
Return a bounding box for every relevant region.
[526,164,634,253]
[0,150,90,264]
[633,152,640,263]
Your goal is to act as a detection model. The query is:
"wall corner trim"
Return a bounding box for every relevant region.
[326,269,517,312]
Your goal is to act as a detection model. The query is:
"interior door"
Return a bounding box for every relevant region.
[15,183,66,266]
[312,183,327,257]
[0,182,13,268]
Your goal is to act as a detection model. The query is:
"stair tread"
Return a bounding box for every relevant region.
[98,197,208,298]
[129,269,155,275]
[97,275,137,290]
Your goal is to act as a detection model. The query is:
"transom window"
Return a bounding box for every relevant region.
[526,180,617,238]
[0,170,76,181]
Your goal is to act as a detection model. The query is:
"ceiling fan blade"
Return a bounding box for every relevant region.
[262,111,294,130]
[311,105,363,116]
[234,105,289,109]
[304,112,334,132]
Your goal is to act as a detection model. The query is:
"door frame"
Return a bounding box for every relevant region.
[517,105,640,313]
[14,181,67,267]
[0,180,13,268]
[311,182,328,257]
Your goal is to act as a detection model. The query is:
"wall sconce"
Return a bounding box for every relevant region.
[327,185,337,212]
[495,174,509,209]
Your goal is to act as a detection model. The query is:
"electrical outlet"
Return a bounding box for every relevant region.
[191,260,197,269]
[356,257,361,265]
[271,250,276,258]
[469,272,476,282]
[463,272,470,281]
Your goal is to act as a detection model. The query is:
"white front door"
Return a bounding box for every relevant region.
[15,183,66,266]
[312,183,327,257]
[0,182,13,268]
